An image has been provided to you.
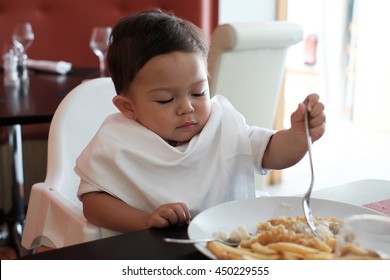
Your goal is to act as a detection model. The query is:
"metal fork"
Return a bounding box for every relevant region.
[163,237,240,247]
[302,101,320,237]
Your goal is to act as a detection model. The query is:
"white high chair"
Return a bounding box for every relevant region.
[21,78,120,250]
[208,21,302,188]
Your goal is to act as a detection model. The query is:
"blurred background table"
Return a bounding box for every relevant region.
[0,69,97,125]
[312,179,390,206]
[0,68,98,256]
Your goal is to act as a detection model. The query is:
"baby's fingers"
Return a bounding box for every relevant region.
[309,125,326,142]
[304,93,320,111]
[309,101,325,118]
[308,103,326,141]
[167,203,191,225]
[150,203,190,228]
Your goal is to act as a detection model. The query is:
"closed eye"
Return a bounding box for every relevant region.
[192,91,205,97]
[156,98,174,104]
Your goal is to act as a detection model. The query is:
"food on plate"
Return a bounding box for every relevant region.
[207,216,382,260]
[213,225,251,243]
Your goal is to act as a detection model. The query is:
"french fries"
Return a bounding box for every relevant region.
[206,216,383,260]
[267,242,319,255]
[207,240,333,260]
[207,241,280,260]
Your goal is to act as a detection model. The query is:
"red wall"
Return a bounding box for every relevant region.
[0,0,218,68]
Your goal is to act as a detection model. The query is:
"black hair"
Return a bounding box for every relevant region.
[107,9,209,95]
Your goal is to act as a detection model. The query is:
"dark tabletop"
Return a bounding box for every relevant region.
[21,225,207,260]
[0,68,98,126]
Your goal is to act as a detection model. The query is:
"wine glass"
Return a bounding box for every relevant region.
[89,27,112,77]
[12,22,34,54]
[12,22,34,80]
[336,214,390,259]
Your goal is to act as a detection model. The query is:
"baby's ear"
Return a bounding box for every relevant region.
[112,95,136,119]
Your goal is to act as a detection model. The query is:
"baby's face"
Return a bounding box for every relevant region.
[126,51,211,143]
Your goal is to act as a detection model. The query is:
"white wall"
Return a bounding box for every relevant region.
[352,0,390,132]
[218,0,276,23]
[286,0,349,119]
[286,0,324,71]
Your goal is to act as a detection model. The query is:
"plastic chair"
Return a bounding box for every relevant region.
[21,78,120,250]
[208,21,302,128]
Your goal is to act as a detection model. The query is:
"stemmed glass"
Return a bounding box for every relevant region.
[12,22,34,79]
[12,22,34,54]
[89,27,112,77]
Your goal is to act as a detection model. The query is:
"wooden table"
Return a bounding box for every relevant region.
[21,179,390,260]
[21,225,207,260]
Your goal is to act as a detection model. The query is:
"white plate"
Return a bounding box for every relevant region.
[188,196,382,259]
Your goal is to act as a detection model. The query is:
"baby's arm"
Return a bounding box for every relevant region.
[262,93,325,170]
[81,192,191,232]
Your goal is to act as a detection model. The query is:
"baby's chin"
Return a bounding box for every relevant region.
[166,139,191,147]
[168,132,199,145]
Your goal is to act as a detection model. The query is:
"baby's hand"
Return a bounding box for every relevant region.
[148,202,191,228]
[290,93,326,143]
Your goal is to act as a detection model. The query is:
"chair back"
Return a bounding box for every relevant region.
[22,78,119,250]
[208,21,302,128]
[45,78,119,206]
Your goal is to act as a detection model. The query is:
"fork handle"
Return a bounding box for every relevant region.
[163,237,214,244]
